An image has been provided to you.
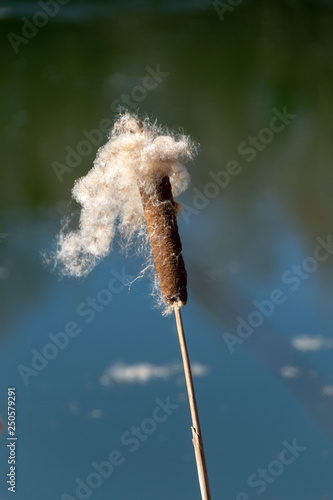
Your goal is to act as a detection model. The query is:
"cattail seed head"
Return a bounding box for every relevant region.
[138,175,187,307]
[51,111,197,313]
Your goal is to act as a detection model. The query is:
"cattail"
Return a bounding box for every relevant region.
[52,112,193,314]
[51,112,212,499]
[138,171,187,308]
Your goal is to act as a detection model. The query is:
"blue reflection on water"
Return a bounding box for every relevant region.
[0,208,333,499]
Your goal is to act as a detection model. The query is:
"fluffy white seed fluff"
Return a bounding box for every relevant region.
[53,112,196,285]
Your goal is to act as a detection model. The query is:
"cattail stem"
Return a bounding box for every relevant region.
[174,305,212,500]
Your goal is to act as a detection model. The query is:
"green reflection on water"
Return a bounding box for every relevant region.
[1,1,333,223]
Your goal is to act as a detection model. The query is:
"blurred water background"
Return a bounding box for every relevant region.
[1,1,333,499]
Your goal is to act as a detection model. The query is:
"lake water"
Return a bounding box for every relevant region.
[1,1,333,499]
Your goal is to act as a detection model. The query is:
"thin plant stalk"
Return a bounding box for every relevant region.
[174,305,212,500]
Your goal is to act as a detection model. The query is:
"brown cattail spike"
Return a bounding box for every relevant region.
[138,175,187,307]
